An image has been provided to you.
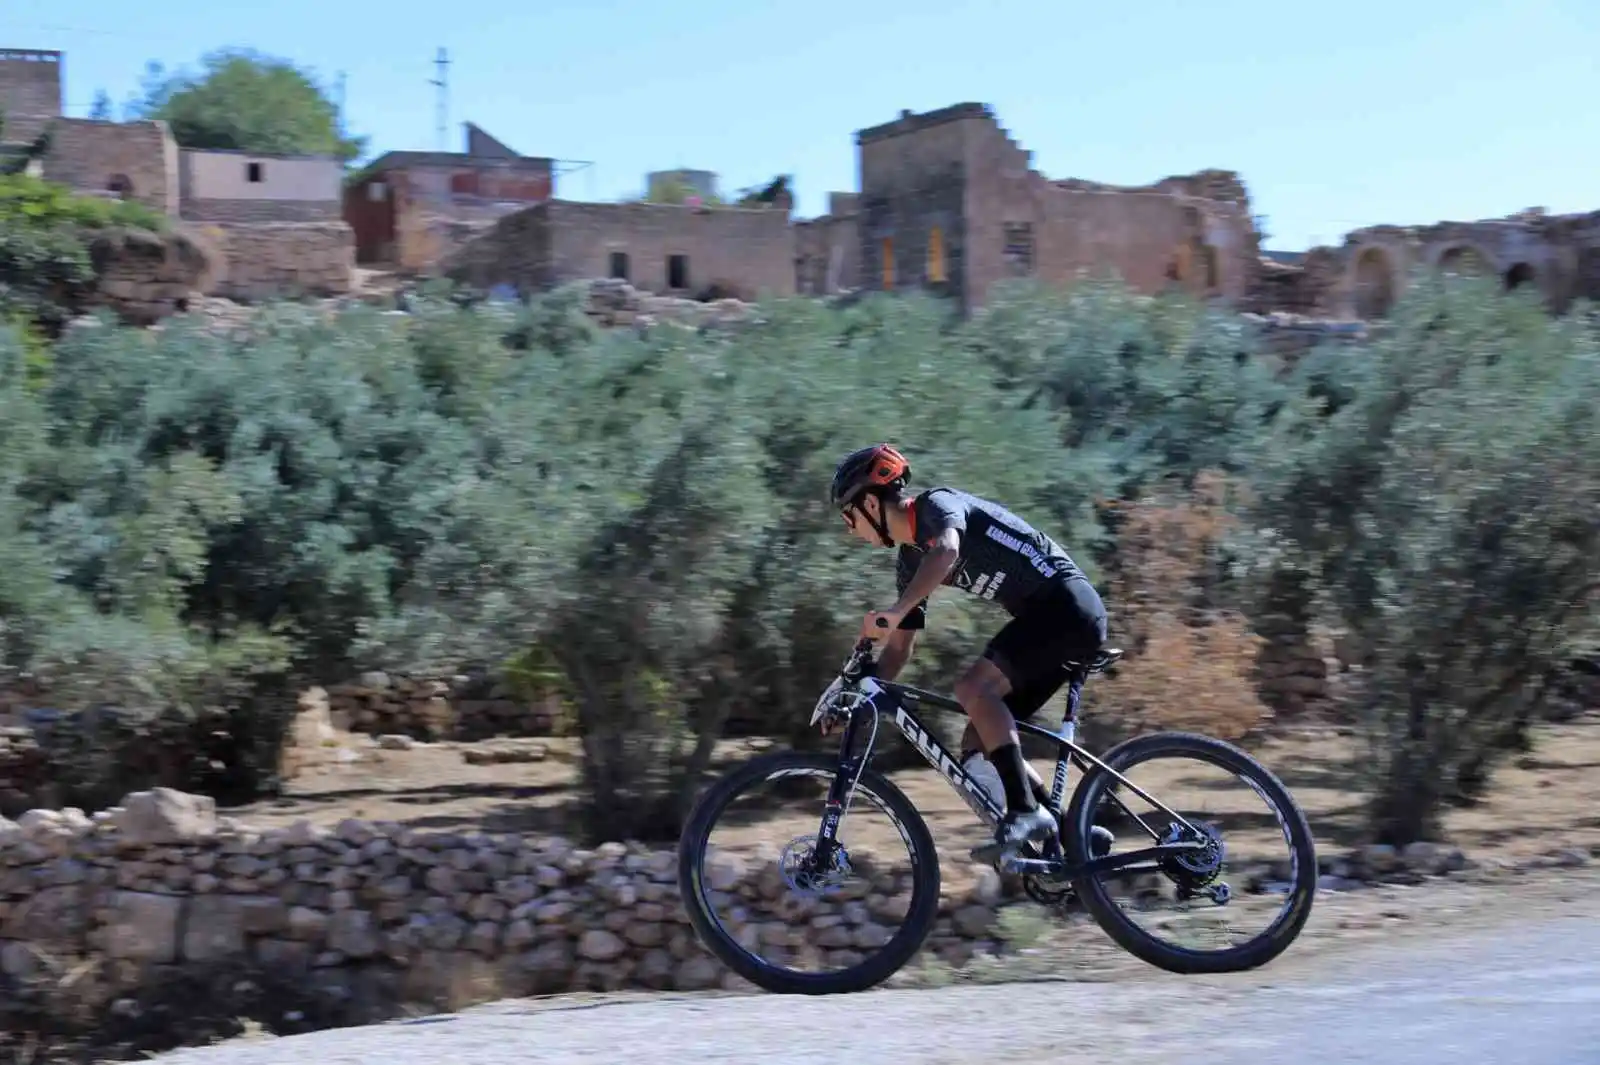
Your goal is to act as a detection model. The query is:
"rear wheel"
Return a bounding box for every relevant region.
[677,749,943,994]
[1064,731,1318,975]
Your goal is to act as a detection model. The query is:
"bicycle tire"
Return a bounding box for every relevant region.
[676,749,943,994]
[1063,730,1318,975]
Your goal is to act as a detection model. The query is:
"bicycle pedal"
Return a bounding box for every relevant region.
[968,840,1018,867]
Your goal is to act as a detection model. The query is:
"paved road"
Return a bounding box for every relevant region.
[153,912,1600,1065]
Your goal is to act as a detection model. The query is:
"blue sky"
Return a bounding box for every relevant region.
[10,0,1598,250]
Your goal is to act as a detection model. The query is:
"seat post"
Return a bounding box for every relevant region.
[1060,666,1089,737]
[1047,665,1090,813]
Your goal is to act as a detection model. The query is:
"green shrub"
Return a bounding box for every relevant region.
[0,174,170,339]
[0,172,168,233]
[1245,274,1600,843]
[2,270,1592,854]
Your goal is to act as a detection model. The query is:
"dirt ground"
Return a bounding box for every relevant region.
[235,713,1600,873]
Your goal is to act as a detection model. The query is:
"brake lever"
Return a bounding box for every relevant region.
[820,621,892,736]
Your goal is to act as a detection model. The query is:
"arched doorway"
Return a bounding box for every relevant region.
[1198,243,1220,294]
[1166,238,1220,297]
[1351,246,1397,319]
[1504,262,1536,290]
[1437,245,1490,277]
[107,174,134,200]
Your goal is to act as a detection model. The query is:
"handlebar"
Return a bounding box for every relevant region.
[842,616,892,680]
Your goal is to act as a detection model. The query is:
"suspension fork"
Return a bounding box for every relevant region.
[811,703,868,868]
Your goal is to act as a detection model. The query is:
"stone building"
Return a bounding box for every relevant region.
[450,103,1261,310]
[792,103,1262,313]
[342,123,555,270]
[1310,209,1600,320]
[178,148,343,223]
[0,46,61,116]
[0,46,355,308]
[445,198,795,300]
[0,49,179,217]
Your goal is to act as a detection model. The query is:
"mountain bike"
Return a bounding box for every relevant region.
[676,622,1319,995]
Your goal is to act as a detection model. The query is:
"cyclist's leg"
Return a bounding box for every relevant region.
[956,612,1069,857]
[951,653,1032,808]
[966,580,1110,859]
[957,669,1064,797]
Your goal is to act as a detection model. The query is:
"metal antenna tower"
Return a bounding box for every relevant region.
[429,48,450,151]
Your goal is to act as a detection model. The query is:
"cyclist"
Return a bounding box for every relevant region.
[830,443,1114,865]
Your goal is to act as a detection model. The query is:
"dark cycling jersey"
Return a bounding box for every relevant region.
[894,486,1087,631]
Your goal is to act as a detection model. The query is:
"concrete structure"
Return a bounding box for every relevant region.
[178,148,343,223]
[342,123,555,268]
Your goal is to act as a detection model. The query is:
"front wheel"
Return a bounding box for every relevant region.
[676,749,942,994]
[1063,730,1318,975]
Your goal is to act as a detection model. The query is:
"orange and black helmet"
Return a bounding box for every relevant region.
[830,444,911,510]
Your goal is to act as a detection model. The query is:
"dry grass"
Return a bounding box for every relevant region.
[1092,471,1272,743]
[229,712,1600,871]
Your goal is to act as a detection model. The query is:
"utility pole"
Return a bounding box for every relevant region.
[429,48,450,152]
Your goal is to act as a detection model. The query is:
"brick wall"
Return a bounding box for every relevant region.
[191,221,355,302]
[39,118,179,216]
[181,198,341,223]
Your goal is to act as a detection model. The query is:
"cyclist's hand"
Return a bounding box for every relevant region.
[860,610,901,641]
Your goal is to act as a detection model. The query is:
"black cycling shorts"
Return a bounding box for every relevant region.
[982,576,1108,721]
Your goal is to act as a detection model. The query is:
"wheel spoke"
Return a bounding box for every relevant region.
[677,751,943,994]
[1063,733,1318,974]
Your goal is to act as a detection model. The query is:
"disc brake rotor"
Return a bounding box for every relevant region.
[779,833,853,897]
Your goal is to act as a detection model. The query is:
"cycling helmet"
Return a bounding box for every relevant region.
[830,444,911,546]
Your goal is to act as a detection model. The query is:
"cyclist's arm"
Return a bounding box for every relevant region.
[891,527,960,616]
[878,628,917,681]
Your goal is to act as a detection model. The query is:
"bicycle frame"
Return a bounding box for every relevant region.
[811,659,1207,880]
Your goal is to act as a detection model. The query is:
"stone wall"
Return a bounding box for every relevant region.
[195,222,356,302]
[795,211,860,295]
[1327,208,1600,320]
[445,200,797,300]
[0,787,1478,1016]
[307,675,557,743]
[853,104,1260,312]
[180,199,341,224]
[40,118,179,217]
[0,49,63,117]
[88,226,216,326]
[348,161,555,271]
[0,788,1032,1002]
